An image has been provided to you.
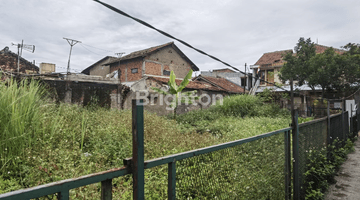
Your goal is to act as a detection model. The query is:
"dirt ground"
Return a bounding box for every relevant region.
[325,137,360,200]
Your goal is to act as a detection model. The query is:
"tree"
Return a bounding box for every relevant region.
[280,37,316,87]
[308,48,342,98]
[152,70,197,120]
[307,44,360,97]
[280,38,360,98]
[337,43,360,96]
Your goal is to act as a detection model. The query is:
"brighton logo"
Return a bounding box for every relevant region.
[135,90,223,110]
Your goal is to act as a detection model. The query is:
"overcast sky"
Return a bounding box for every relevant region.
[1,0,359,74]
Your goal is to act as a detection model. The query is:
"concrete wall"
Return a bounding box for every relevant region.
[42,80,121,109]
[90,65,110,78]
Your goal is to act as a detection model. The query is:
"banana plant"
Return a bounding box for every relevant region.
[152,70,198,119]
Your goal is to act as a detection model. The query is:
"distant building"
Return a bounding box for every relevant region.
[248,44,346,116]
[39,63,56,74]
[81,56,116,78]
[200,68,250,91]
[0,46,39,74]
[101,42,199,83]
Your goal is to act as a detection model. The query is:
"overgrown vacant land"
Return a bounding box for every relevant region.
[0,80,291,199]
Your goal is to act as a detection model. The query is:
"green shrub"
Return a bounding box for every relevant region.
[176,94,290,135]
[304,139,355,199]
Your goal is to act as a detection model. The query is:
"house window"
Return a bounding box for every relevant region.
[131,68,138,73]
[163,70,170,76]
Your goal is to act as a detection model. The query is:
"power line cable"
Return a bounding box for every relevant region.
[81,43,115,53]
[80,43,111,57]
[93,0,357,105]
[92,0,289,93]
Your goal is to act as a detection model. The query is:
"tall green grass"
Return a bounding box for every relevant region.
[0,79,46,172]
[0,82,291,199]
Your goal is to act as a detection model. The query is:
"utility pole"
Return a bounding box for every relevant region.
[63,37,81,75]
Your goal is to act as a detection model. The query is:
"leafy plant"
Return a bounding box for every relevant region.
[152,70,197,119]
[304,138,355,199]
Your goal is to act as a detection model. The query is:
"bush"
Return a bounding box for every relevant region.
[304,139,355,199]
[176,94,290,134]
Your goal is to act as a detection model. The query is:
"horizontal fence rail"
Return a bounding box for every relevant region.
[144,127,292,169]
[0,166,131,200]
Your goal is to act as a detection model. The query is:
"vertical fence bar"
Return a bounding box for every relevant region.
[284,130,291,200]
[101,179,112,200]
[57,190,69,200]
[327,101,331,146]
[168,161,176,200]
[351,104,353,138]
[132,99,144,200]
[293,111,300,200]
[358,112,360,133]
[342,100,345,143]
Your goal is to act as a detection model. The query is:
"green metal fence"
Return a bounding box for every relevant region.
[0,99,358,200]
[295,110,359,199]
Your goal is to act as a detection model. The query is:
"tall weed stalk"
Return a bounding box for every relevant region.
[0,79,45,173]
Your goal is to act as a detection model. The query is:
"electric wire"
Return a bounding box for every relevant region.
[92,0,289,93]
[80,43,111,57]
[93,0,356,104]
[81,43,115,53]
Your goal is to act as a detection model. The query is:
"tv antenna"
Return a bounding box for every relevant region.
[11,40,35,73]
[63,37,81,75]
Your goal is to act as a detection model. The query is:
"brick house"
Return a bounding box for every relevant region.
[0,46,39,74]
[104,42,199,83]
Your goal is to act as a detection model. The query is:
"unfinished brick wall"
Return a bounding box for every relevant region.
[145,61,162,76]
[110,58,143,82]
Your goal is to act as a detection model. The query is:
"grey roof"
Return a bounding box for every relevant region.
[255,84,323,93]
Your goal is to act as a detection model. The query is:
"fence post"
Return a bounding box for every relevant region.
[284,130,291,200]
[168,161,176,200]
[292,110,300,200]
[101,179,112,200]
[358,112,360,133]
[57,191,69,200]
[351,104,353,137]
[132,99,144,200]
[327,101,331,146]
[342,100,345,143]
